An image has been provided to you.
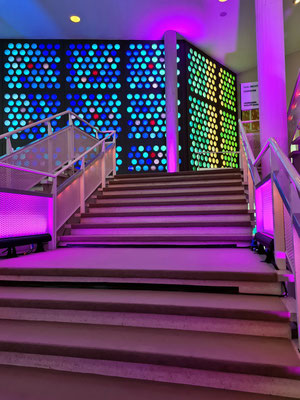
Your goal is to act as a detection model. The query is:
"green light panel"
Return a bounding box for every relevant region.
[189,96,219,169]
[219,110,238,168]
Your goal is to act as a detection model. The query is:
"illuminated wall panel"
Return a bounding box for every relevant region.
[3,93,62,147]
[3,42,62,90]
[128,144,167,172]
[66,92,123,170]
[126,43,165,90]
[66,43,121,90]
[0,39,237,173]
[126,93,166,140]
[178,41,238,170]
[124,42,167,172]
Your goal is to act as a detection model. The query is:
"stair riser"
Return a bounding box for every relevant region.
[116,169,240,179]
[79,215,251,225]
[100,188,245,198]
[93,196,247,206]
[0,341,298,380]
[106,180,243,191]
[87,204,249,215]
[110,174,242,185]
[0,276,283,295]
[1,357,299,399]
[69,226,252,236]
[0,308,290,338]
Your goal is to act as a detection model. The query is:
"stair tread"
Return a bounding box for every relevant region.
[80,215,251,224]
[107,179,242,190]
[100,187,244,198]
[116,169,240,179]
[0,320,299,379]
[91,195,247,206]
[0,287,289,321]
[0,365,294,400]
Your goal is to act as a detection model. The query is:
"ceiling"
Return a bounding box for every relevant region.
[0,0,299,73]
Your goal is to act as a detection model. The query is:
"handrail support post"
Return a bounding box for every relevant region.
[80,156,85,214]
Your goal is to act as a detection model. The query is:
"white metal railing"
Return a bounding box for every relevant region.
[0,111,116,249]
[239,119,300,349]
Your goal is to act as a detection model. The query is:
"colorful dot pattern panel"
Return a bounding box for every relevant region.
[219,110,238,167]
[66,93,123,171]
[188,48,217,103]
[126,93,166,140]
[3,93,62,145]
[66,93,122,138]
[188,97,219,170]
[66,43,121,90]
[126,43,165,90]
[218,68,237,112]
[128,145,167,172]
[4,42,62,90]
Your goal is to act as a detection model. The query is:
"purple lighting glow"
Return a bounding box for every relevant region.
[0,191,52,239]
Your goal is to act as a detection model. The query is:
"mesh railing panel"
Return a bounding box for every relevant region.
[0,165,47,191]
[0,190,51,238]
[2,127,71,173]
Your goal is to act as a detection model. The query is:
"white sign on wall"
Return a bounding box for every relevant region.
[241,82,259,111]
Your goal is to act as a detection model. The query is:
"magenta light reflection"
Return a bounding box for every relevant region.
[0,191,52,238]
[255,179,274,236]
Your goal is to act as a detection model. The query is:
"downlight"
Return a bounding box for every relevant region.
[70,15,81,23]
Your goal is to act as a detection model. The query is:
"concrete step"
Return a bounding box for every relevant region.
[79,214,252,225]
[0,287,291,338]
[106,179,243,191]
[68,226,252,236]
[0,365,296,400]
[110,173,242,185]
[116,169,241,180]
[0,320,299,380]
[91,194,247,207]
[99,186,245,199]
[0,248,290,295]
[85,204,249,216]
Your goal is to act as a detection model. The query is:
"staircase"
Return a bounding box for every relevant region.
[60,169,253,246]
[0,170,299,399]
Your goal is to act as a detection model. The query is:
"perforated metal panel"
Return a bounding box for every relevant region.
[0,191,51,238]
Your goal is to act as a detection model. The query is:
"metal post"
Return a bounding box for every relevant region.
[80,156,85,214]
[49,176,57,250]
[112,132,116,176]
[101,141,106,189]
[164,30,179,173]
[6,137,12,155]
[47,121,53,136]
[270,152,286,269]
[247,169,255,213]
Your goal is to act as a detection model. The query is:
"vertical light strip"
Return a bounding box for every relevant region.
[164,30,179,173]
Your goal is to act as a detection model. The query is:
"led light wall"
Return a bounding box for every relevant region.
[0,39,237,173]
[178,41,238,170]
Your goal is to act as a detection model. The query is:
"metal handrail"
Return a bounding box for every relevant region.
[0,130,115,179]
[52,131,115,178]
[0,110,102,141]
[239,120,300,192]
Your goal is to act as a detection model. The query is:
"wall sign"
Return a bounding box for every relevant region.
[241,82,259,111]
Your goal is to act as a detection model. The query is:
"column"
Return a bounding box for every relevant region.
[255,0,288,173]
[164,30,179,173]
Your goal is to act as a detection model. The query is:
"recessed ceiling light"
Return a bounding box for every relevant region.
[70,15,80,23]
[293,0,300,4]
[219,0,228,2]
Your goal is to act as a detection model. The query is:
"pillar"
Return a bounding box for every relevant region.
[255,0,288,173]
[164,30,179,172]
